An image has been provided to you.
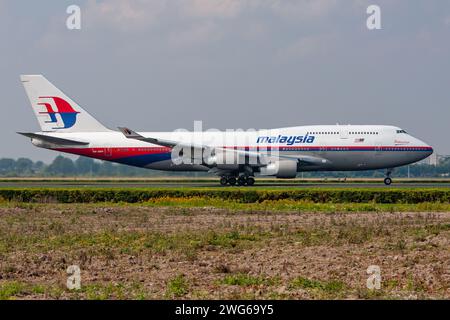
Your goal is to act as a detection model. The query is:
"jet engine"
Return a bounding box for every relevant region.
[259,160,298,178]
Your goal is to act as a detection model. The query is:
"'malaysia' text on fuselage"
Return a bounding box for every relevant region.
[256,134,315,145]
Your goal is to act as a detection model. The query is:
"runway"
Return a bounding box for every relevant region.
[0,180,449,189]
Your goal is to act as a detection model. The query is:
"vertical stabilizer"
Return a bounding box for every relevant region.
[20,75,110,132]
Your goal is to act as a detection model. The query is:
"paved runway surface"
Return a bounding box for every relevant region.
[0,181,449,189]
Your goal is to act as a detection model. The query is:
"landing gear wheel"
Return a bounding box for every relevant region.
[246,177,255,186]
[220,177,228,186]
[228,177,237,186]
[237,176,247,186]
[384,177,392,185]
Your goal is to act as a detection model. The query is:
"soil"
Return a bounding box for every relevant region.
[0,205,448,299]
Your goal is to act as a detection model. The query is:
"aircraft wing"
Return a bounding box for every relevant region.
[118,127,328,167]
[17,132,89,146]
[118,127,197,149]
[118,127,266,164]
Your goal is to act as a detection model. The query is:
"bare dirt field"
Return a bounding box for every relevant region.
[0,204,449,299]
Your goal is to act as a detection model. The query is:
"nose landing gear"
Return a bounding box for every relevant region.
[384,170,393,185]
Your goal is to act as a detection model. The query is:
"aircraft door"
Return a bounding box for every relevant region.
[373,135,383,157]
[340,128,349,140]
[104,148,113,157]
[374,135,383,155]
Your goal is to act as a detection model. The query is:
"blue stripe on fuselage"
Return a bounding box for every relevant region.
[113,152,172,167]
[110,147,431,168]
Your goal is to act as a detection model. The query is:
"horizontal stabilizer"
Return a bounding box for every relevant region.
[17,132,89,146]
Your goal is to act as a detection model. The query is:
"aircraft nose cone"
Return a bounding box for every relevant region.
[412,136,433,161]
[418,140,433,159]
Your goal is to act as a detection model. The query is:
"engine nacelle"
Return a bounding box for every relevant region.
[259,160,298,178]
[204,151,240,171]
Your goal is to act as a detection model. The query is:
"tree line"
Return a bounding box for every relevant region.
[0,156,200,177]
[0,155,449,178]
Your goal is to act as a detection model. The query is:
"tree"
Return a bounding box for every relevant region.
[46,156,76,176]
[15,158,34,175]
[0,158,15,175]
[33,161,45,174]
[75,157,96,175]
[98,161,115,176]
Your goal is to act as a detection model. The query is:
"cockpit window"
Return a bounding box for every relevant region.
[396,129,407,134]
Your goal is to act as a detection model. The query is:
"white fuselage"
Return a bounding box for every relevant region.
[33,125,433,174]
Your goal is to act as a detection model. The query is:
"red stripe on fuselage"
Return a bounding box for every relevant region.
[54,147,172,161]
[53,145,431,162]
[222,146,433,151]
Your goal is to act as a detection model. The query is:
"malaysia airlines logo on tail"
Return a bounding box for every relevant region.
[37,96,79,129]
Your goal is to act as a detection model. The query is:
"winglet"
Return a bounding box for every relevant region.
[118,127,178,148]
[118,127,143,139]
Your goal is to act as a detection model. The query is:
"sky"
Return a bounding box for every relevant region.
[1,0,450,162]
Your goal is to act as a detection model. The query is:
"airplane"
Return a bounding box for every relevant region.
[18,75,433,186]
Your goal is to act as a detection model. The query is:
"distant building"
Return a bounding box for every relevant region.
[428,152,439,166]
[419,153,450,166]
[439,154,450,163]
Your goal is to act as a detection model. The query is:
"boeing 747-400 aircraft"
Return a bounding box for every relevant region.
[19,75,433,186]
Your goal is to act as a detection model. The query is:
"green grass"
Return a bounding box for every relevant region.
[0,281,63,300]
[1,204,447,256]
[2,197,450,212]
[1,187,450,204]
[0,227,267,256]
[0,201,448,300]
[289,277,346,297]
[140,197,450,212]
[0,280,150,300]
[80,283,125,300]
[219,273,279,287]
[165,274,189,298]
[0,281,26,300]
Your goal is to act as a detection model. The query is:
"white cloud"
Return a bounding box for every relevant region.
[168,21,218,48]
[80,0,342,33]
[0,0,11,20]
[82,0,244,32]
[276,33,337,61]
[183,0,243,18]
[78,0,247,47]
[33,0,355,58]
[268,0,338,20]
[241,22,267,40]
[83,0,168,32]
[444,15,450,26]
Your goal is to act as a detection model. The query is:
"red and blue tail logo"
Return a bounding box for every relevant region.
[37,96,79,129]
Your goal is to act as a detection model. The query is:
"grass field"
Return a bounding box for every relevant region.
[1,187,450,204]
[0,187,449,299]
[1,177,449,182]
[0,177,450,185]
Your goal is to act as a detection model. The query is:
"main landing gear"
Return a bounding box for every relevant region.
[384,170,393,186]
[220,175,255,186]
